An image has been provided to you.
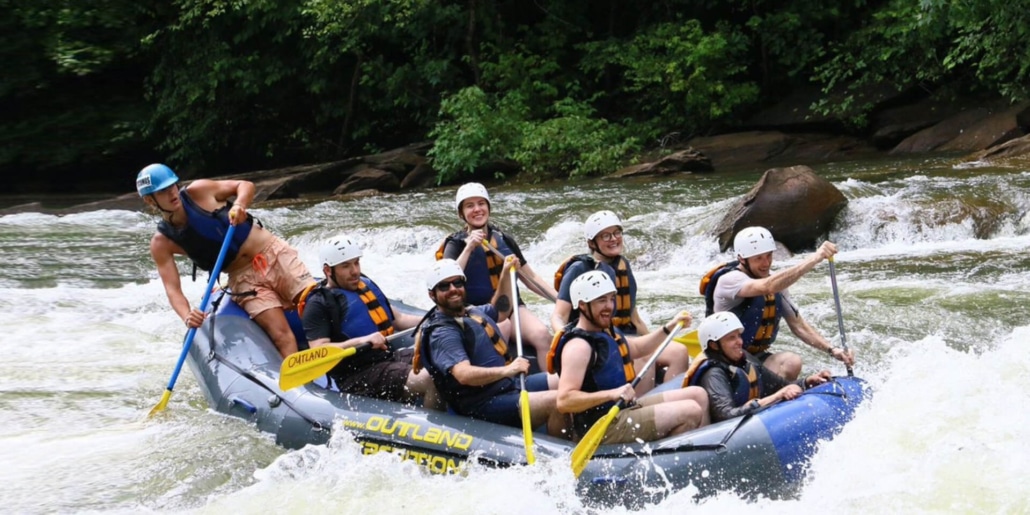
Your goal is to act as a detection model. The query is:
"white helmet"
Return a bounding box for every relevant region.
[320,234,363,267]
[698,312,744,346]
[583,210,623,240]
[570,270,617,306]
[426,259,466,291]
[734,226,776,259]
[454,182,490,214]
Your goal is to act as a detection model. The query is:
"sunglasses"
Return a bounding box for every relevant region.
[434,278,466,292]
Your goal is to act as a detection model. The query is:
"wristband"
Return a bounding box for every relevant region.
[662,325,671,335]
[827,347,837,356]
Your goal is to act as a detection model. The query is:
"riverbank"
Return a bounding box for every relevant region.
[5,99,1029,217]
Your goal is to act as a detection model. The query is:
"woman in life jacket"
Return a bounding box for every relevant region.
[552,271,709,443]
[437,182,557,364]
[550,210,691,389]
[686,312,832,423]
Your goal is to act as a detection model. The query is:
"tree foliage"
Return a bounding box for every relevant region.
[2,0,1027,191]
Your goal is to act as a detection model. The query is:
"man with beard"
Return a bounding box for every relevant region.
[686,312,832,422]
[413,258,564,435]
[710,226,854,381]
[550,271,709,444]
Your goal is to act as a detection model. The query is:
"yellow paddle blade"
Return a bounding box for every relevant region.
[674,329,702,359]
[279,346,350,390]
[571,404,621,477]
[520,389,536,465]
[148,389,172,418]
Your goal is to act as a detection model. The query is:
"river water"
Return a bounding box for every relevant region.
[2,155,1029,514]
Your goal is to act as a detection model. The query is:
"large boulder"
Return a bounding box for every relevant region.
[714,166,847,253]
[960,133,1030,167]
[686,131,875,170]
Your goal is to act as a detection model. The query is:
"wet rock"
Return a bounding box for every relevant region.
[714,165,847,253]
[333,168,399,195]
[937,101,1030,152]
[961,133,1030,167]
[687,131,875,170]
[612,148,713,177]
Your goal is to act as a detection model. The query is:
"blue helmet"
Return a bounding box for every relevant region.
[136,164,179,196]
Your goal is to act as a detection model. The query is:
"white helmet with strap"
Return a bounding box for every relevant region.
[583,210,623,240]
[734,226,777,259]
[426,259,466,290]
[454,182,490,214]
[698,312,745,346]
[320,234,363,267]
[570,270,617,306]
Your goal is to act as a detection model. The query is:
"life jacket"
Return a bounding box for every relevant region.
[298,276,396,374]
[684,351,760,407]
[699,261,782,355]
[157,191,253,273]
[554,254,635,329]
[435,225,512,305]
[547,326,636,438]
[412,308,516,413]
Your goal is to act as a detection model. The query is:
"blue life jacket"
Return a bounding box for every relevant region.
[700,262,783,355]
[157,191,253,272]
[437,225,517,305]
[550,327,635,438]
[309,276,396,376]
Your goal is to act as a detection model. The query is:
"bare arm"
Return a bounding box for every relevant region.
[551,299,573,333]
[392,311,423,331]
[737,242,837,298]
[782,309,833,354]
[626,311,691,360]
[450,358,529,387]
[150,233,194,325]
[556,339,631,413]
[185,179,256,225]
[516,263,558,302]
[307,331,388,352]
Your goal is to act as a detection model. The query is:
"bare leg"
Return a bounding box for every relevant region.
[652,399,705,438]
[526,389,558,428]
[517,306,554,359]
[657,342,690,380]
[407,369,443,410]
[253,307,298,357]
[764,352,802,381]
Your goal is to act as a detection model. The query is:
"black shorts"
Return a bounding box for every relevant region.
[331,347,414,402]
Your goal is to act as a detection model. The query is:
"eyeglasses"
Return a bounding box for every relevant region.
[434,278,466,292]
[597,229,623,242]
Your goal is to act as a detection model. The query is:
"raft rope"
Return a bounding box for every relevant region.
[206,291,327,432]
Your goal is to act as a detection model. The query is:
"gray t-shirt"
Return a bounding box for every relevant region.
[713,269,799,318]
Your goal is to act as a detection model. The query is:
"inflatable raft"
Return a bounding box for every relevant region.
[185,292,867,505]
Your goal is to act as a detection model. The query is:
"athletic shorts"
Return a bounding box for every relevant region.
[464,372,550,427]
[332,348,415,403]
[227,236,314,317]
[599,394,662,445]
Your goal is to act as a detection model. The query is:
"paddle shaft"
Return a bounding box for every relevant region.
[509,267,536,465]
[151,224,236,414]
[827,257,854,377]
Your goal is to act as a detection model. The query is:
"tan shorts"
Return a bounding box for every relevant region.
[227,236,314,317]
[600,394,661,445]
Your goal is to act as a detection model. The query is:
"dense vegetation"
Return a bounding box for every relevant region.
[3,0,1028,192]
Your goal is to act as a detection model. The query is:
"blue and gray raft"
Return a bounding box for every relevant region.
[186,292,867,506]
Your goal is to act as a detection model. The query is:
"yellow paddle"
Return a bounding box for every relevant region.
[673,329,702,359]
[510,266,536,465]
[570,320,684,477]
[278,327,415,390]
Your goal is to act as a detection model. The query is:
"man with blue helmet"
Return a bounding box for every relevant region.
[136,164,315,358]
